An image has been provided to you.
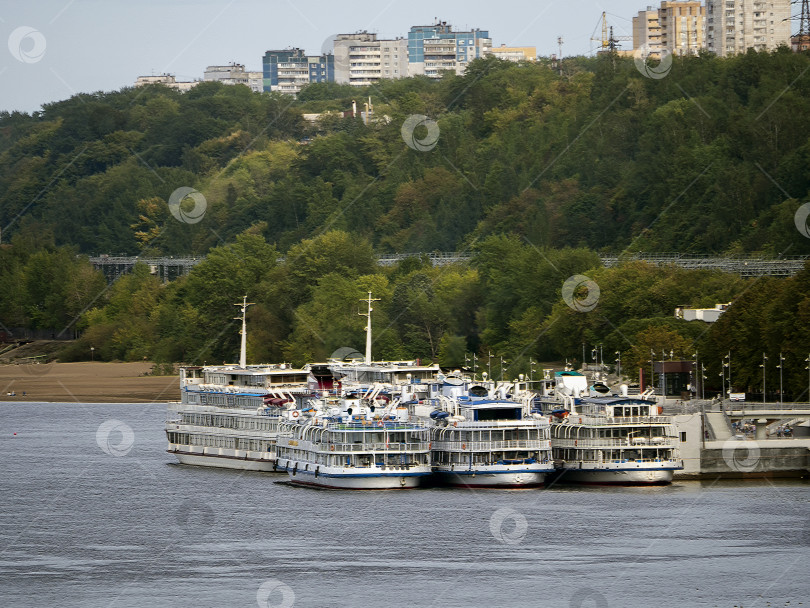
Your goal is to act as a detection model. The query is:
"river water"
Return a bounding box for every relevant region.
[0,402,807,608]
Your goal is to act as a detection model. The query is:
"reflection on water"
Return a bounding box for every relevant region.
[1,402,808,608]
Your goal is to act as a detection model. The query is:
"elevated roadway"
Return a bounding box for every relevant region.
[87,253,809,282]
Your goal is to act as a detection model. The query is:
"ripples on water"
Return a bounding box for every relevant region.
[0,403,808,608]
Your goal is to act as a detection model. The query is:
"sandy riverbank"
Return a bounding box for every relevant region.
[0,362,178,403]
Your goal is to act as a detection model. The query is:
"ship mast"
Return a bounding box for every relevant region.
[359,291,381,364]
[234,295,255,368]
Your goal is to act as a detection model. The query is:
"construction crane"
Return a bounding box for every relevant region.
[590,11,632,52]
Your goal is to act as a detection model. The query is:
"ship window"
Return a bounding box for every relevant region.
[680,432,687,442]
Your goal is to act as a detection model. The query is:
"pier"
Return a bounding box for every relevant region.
[671,400,810,479]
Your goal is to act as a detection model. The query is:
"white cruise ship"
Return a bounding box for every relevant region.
[165,297,321,471]
[545,371,683,485]
[274,392,432,489]
[415,374,554,488]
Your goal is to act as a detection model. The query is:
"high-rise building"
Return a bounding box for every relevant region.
[262,49,334,96]
[407,21,491,77]
[706,0,791,56]
[204,63,263,93]
[659,1,705,55]
[332,32,408,86]
[633,7,663,51]
[634,2,704,56]
[488,45,536,62]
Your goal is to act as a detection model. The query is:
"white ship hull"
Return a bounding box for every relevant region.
[436,468,547,488]
[169,447,278,472]
[557,467,675,485]
[279,461,430,489]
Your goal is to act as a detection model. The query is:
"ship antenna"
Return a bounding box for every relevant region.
[234,295,255,368]
[359,291,381,364]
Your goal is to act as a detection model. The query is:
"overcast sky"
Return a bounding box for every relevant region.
[2,0,654,113]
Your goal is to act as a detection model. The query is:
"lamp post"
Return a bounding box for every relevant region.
[805,354,810,404]
[650,349,655,393]
[691,352,698,399]
[760,354,767,404]
[488,351,493,380]
[465,352,478,380]
[615,351,622,379]
[701,363,706,400]
[777,352,785,404]
[724,351,731,396]
[90,346,95,362]
[499,356,505,382]
[529,358,537,383]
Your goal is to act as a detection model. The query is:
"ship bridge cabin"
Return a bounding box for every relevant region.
[458,400,523,421]
[576,397,661,420]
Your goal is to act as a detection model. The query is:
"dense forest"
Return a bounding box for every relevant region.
[1,50,810,398]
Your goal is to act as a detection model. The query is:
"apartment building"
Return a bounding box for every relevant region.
[332,32,408,86]
[204,63,263,92]
[659,1,705,55]
[633,7,663,51]
[706,0,791,56]
[408,21,491,77]
[134,74,199,92]
[488,45,537,62]
[262,49,334,95]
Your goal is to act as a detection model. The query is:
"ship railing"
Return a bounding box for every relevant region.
[313,441,429,453]
[566,415,673,425]
[431,439,551,451]
[165,424,279,440]
[553,437,677,448]
[323,420,428,430]
[571,457,682,465]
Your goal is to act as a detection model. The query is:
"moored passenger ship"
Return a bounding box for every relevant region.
[166,297,321,471]
[425,378,554,488]
[275,394,432,489]
[546,373,683,484]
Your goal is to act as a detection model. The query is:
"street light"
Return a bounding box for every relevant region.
[805,354,810,404]
[719,360,725,401]
[529,358,537,383]
[724,351,731,395]
[760,354,767,404]
[691,352,698,399]
[777,352,785,404]
[701,363,706,400]
[90,346,95,362]
[615,351,622,378]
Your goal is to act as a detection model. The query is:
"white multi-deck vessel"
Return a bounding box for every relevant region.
[275,393,432,489]
[545,371,683,485]
[165,297,318,471]
[418,374,554,488]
